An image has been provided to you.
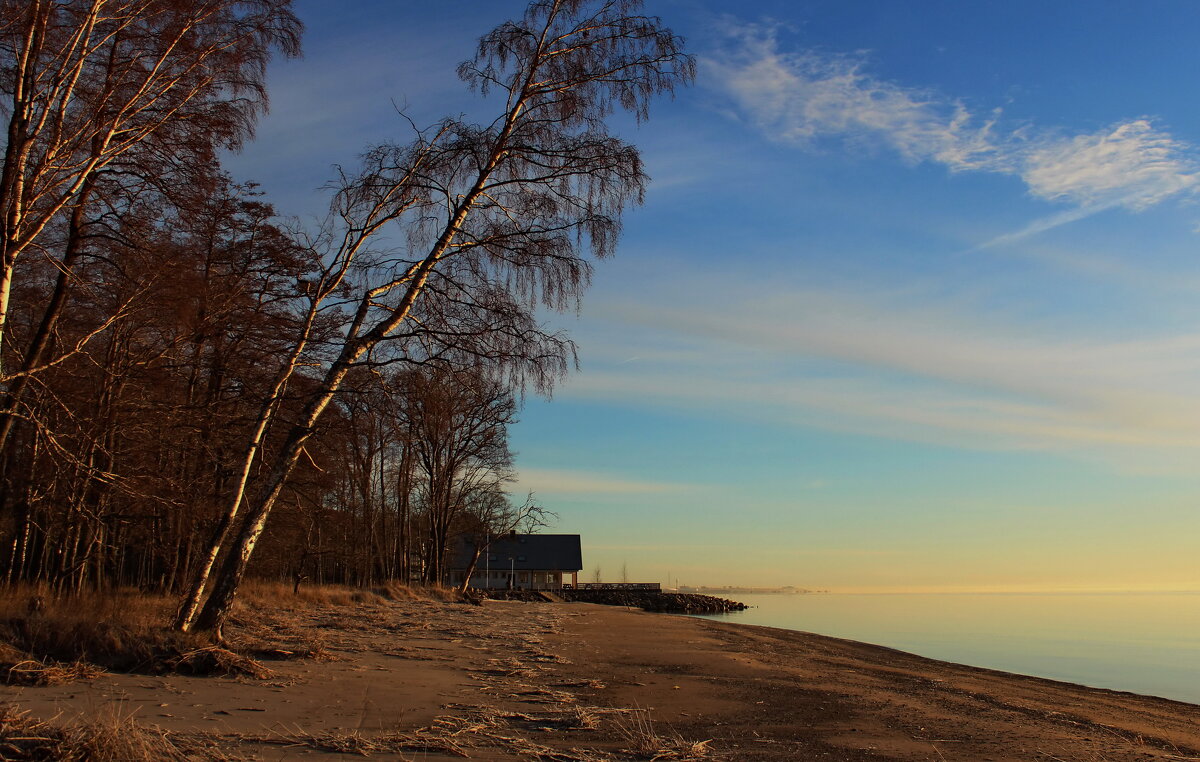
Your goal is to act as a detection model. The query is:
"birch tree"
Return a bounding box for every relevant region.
[183,0,693,637]
[0,0,300,417]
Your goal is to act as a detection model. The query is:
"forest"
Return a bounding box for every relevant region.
[0,0,693,636]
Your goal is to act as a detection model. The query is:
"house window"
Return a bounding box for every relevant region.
[517,555,526,562]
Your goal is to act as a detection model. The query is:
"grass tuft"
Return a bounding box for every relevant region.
[0,703,228,761]
[0,641,105,685]
[613,708,715,761]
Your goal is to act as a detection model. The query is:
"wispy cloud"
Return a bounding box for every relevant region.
[999,242,1200,293]
[1022,120,1199,208]
[515,468,694,496]
[705,21,1002,169]
[568,274,1200,465]
[705,21,1200,235]
[974,204,1116,250]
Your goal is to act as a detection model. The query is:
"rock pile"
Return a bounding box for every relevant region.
[472,589,548,603]
[557,589,746,614]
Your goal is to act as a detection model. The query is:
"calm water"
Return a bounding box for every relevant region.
[697,592,1200,705]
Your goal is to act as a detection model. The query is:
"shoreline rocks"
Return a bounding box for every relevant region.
[477,589,747,614]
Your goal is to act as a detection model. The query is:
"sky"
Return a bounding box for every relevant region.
[224,0,1200,593]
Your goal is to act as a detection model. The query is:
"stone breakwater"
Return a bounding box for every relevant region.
[558,589,747,614]
[469,589,747,614]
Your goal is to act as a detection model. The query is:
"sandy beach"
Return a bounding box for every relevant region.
[6,597,1200,760]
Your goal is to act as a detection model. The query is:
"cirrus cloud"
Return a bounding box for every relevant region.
[705,21,1200,225]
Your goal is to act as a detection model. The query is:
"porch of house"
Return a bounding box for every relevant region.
[448,568,579,591]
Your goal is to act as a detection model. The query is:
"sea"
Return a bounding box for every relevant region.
[696,592,1200,705]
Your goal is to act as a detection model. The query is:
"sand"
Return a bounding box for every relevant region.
[5,597,1199,760]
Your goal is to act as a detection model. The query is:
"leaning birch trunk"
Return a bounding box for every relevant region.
[176,123,441,630]
[458,545,482,595]
[190,247,452,636]
[172,304,319,631]
[172,191,386,628]
[179,120,445,632]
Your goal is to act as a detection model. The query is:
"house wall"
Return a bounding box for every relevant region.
[449,569,567,590]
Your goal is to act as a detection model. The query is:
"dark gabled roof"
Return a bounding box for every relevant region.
[449,534,582,572]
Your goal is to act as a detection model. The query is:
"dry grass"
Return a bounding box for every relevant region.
[0,585,272,679]
[0,703,233,761]
[244,710,606,762]
[237,704,713,762]
[0,579,471,680]
[0,584,171,635]
[379,580,439,601]
[0,580,436,680]
[374,580,467,603]
[612,708,715,761]
[236,579,463,609]
[0,642,105,685]
[0,586,185,677]
[169,645,274,679]
[236,579,388,609]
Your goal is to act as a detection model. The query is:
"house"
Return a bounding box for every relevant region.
[447,533,582,590]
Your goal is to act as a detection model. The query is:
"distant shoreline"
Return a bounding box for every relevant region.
[673,585,827,594]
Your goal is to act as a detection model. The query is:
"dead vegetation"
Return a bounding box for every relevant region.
[0,586,207,680]
[0,582,438,683]
[0,703,231,761]
[169,645,275,679]
[235,579,464,610]
[237,579,388,609]
[612,708,715,761]
[236,703,715,762]
[0,641,105,686]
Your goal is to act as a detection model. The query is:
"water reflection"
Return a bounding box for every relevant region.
[699,592,1200,704]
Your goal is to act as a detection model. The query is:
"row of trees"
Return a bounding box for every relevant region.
[0,0,693,637]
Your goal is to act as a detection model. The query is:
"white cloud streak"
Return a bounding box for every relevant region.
[706,23,1001,169]
[705,21,1200,224]
[567,275,1200,467]
[1022,120,1198,208]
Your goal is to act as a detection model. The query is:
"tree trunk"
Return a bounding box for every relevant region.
[457,543,481,594]
[173,298,321,631]
[190,219,460,634]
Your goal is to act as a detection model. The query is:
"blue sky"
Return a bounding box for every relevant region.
[226,1,1200,592]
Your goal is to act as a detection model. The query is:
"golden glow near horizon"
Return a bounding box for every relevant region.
[555,489,1200,593]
